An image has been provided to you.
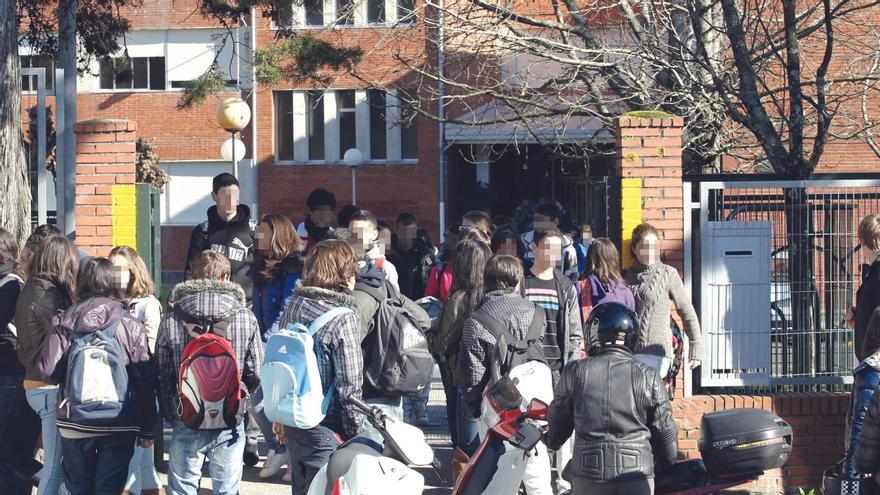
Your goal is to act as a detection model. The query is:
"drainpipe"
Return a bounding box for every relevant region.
[437,0,447,239]
[250,7,259,217]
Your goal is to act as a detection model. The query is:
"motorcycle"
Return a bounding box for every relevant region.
[453,375,549,495]
[306,395,442,495]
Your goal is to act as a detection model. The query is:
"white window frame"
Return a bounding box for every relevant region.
[97,56,167,92]
[280,0,418,29]
[274,88,418,165]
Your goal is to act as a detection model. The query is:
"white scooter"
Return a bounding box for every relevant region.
[307,395,442,495]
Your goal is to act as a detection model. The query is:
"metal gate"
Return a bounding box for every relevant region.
[687,176,880,389]
[553,176,619,242]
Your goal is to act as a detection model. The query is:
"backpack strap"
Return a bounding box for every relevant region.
[354,282,386,304]
[307,307,353,336]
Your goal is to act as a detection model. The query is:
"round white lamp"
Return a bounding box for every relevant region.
[344,148,364,203]
[221,138,247,163]
[216,97,252,131]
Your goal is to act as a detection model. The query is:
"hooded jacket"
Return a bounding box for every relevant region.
[856,258,880,361]
[388,233,436,300]
[0,268,24,377]
[155,279,263,424]
[279,283,364,439]
[846,351,880,475]
[184,205,256,301]
[251,255,303,341]
[39,298,157,438]
[546,346,678,483]
[16,276,73,386]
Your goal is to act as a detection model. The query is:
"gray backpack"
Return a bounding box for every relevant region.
[63,311,132,425]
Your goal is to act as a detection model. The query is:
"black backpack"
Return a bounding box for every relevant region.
[358,281,434,397]
[469,304,547,379]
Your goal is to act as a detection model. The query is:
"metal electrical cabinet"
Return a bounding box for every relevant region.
[135,183,162,297]
[700,221,772,386]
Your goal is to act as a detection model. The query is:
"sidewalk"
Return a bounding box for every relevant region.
[156,369,454,494]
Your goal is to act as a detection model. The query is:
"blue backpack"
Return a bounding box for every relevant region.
[261,307,353,429]
[64,312,131,425]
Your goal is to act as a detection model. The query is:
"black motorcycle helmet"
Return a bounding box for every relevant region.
[586,302,639,350]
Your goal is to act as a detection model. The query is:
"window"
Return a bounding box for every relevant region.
[368,0,385,23]
[308,91,326,161]
[337,0,355,25]
[338,90,357,157]
[99,57,166,90]
[276,92,294,161]
[306,0,324,25]
[369,90,387,160]
[400,89,418,159]
[398,0,416,22]
[20,56,55,92]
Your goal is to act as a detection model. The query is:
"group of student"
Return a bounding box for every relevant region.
[0,170,705,495]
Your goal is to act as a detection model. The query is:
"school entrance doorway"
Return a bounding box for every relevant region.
[445,144,618,238]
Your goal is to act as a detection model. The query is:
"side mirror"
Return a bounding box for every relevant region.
[527,398,549,421]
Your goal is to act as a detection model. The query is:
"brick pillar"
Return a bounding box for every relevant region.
[74,119,138,256]
[615,115,685,272]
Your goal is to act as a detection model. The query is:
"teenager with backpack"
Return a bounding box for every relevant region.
[459,255,554,495]
[155,251,263,495]
[249,213,304,480]
[521,203,579,281]
[109,246,164,495]
[578,239,635,323]
[0,227,40,495]
[271,239,365,495]
[389,212,437,300]
[349,210,400,291]
[183,173,256,304]
[39,257,158,495]
[297,188,337,254]
[16,235,79,495]
[425,223,460,303]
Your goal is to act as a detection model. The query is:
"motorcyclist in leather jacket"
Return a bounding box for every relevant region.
[544,302,678,495]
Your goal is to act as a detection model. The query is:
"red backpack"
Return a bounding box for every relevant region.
[176,309,247,430]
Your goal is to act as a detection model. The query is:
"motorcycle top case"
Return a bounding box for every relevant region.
[698,408,793,478]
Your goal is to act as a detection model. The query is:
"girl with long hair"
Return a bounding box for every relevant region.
[579,238,635,322]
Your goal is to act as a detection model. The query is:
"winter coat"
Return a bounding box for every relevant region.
[129,295,162,354]
[279,283,365,439]
[184,204,256,301]
[364,245,400,292]
[433,289,470,384]
[251,255,303,341]
[15,276,73,385]
[523,269,584,366]
[39,298,158,438]
[155,279,263,424]
[0,270,24,376]
[352,262,431,341]
[856,258,880,361]
[425,262,454,303]
[521,231,579,281]
[578,275,636,323]
[459,290,545,416]
[297,217,335,255]
[574,239,592,277]
[546,346,678,483]
[389,234,436,300]
[623,262,702,361]
[847,352,880,475]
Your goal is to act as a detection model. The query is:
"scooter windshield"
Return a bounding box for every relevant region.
[487,376,523,411]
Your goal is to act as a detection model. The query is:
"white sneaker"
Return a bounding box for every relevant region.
[259,449,288,479]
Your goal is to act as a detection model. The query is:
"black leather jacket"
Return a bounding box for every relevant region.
[545,346,678,483]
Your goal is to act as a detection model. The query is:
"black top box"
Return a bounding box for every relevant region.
[698,408,793,479]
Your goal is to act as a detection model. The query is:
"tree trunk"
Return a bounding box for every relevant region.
[0,0,31,241]
[785,187,818,378]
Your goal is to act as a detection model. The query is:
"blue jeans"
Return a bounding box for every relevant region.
[26,386,65,495]
[251,387,286,453]
[124,444,162,492]
[60,434,135,495]
[456,387,480,457]
[168,421,246,495]
[405,379,431,420]
[0,376,40,495]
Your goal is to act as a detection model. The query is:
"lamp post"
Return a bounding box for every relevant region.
[216,97,252,177]
[344,148,364,204]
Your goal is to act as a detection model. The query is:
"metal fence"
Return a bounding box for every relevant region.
[690,177,880,391]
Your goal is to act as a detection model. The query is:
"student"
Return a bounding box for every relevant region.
[156,251,263,495]
[849,214,880,361]
[521,203,579,280]
[623,223,702,376]
[377,220,393,258]
[0,227,40,495]
[545,303,678,495]
[297,188,337,254]
[349,209,400,291]
[250,213,304,480]
[336,204,360,229]
[425,223,460,302]
[573,223,594,279]
[19,224,61,279]
[109,246,163,495]
[462,210,494,237]
[433,239,492,477]
[16,235,79,495]
[40,257,158,495]
[183,173,256,303]
[459,255,553,495]
[274,240,365,495]
[390,212,437,300]
[578,238,634,322]
[491,228,519,257]
[844,319,880,478]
